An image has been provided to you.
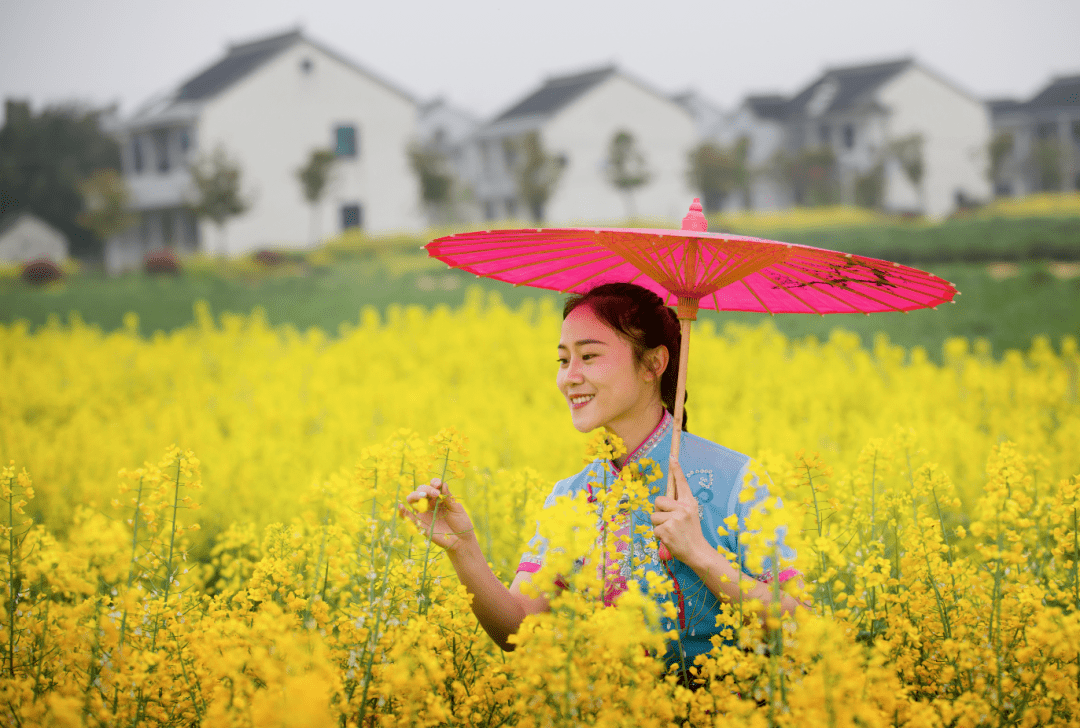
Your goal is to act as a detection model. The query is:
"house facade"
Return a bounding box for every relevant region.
[415,98,481,224]
[781,59,992,218]
[462,67,699,225]
[990,74,1080,197]
[712,95,791,211]
[107,30,420,273]
[711,59,992,218]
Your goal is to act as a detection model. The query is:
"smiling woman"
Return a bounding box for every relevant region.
[399,281,804,679]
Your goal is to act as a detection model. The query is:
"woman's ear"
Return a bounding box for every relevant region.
[646,345,670,381]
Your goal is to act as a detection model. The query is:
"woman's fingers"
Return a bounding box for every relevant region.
[668,457,691,498]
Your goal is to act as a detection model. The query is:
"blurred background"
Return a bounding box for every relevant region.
[2,0,1079,358]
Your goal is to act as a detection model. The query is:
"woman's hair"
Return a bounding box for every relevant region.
[563,282,687,431]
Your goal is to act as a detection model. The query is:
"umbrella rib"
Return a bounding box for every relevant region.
[436,239,604,265]
[772,266,911,313]
[736,278,776,315]
[509,254,622,287]
[479,253,610,281]
[767,277,827,314]
[782,254,949,300]
[756,269,865,313]
[772,260,928,311]
[552,258,633,293]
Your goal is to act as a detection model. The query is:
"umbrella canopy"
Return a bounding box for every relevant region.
[426,201,957,321]
[426,200,956,519]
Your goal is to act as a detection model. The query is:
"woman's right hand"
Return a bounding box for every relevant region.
[398,478,476,553]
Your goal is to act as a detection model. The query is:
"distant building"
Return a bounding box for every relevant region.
[782,59,991,217]
[415,98,482,224]
[107,29,421,273]
[989,74,1080,197]
[464,66,698,224]
[0,213,69,264]
[713,59,992,218]
[670,90,726,140]
[712,95,792,211]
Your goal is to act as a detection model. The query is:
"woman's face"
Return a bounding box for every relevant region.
[556,305,663,437]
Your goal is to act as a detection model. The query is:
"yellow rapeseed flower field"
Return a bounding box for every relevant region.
[2,288,1079,726]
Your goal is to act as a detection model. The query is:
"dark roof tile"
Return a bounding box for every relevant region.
[176,31,302,101]
[493,66,617,122]
[788,59,912,117]
[745,94,789,121]
[1026,74,1080,109]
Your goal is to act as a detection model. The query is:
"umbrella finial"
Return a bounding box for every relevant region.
[682,199,708,232]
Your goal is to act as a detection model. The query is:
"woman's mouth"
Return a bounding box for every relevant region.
[569,394,595,409]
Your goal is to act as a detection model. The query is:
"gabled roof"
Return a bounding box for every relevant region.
[787,59,913,117]
[156,29,414,111]
[492,66,618,122]
[745,94,790,121]
[987,98,1025,117]
[1026,74,1080,110]
[177,30,302,101]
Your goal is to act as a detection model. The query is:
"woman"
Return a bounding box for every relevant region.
[399,282,802,670]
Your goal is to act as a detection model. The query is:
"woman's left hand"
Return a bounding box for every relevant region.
[652,457,712,566]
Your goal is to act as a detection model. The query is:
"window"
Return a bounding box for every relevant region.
[1072,120,1080,142]
[1037,122,1058,139]
[132,137,144,174]
[505,198,518,217]
[843,124,855,149]
[179,128,190,153]
[300,57,313,74]
[341,203,362,230]
[819,124,831,145]
[336,125,357,157]
[483,201,496,220]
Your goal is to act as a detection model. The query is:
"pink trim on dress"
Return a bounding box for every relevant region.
[615,409,673,474]
[516,562,541,574]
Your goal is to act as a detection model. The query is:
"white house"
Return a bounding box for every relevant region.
[464,66,699,225]
[415,98,482,224]
[107,29,421,273]
[780,59,992,218]
[710,95,792,211]
[0,213,69,264]
[990,74,1080,197]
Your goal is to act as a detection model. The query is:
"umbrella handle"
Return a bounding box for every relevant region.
[659,316,693,562]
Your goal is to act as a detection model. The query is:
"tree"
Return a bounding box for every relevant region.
[686,138,750,212]
[774,146,837,207]
[605,130,651,219]
[504,131,564,222]
[296,148,336,246]
[854,164,885,209]
[988,131,1014,187]
[0,99,122,259]
[1035,138,1062,191]
[189,146,249,258]
[408,142,454,224]
[77,168,137,241]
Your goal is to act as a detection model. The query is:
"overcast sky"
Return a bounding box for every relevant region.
[2,0,1078,123]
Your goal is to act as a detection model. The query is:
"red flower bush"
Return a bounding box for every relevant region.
[253,249,286,267]
[20,258,64,285]
[144,248,182,276]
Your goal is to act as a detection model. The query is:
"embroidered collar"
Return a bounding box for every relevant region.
[611,409,673,474]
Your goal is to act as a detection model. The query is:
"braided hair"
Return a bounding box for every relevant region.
[563,282,687,431]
